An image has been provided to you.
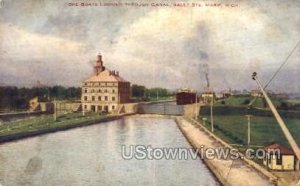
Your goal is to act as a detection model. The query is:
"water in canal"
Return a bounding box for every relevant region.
[0,117,218,186]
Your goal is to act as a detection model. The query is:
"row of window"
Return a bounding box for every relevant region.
[83,105,116,111]
[83,82,118,86]
[83,96,116,101]
[84,89,116,93]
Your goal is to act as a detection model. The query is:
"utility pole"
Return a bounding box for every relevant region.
[252,72,300,160]
[53,99,57,121]
[47,87,50,101]
[195,92,198,119]
[245,114,251,146]
[210,95,214,132]
[82,105,85,116]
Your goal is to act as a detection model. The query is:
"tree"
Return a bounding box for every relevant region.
[243,99,250,105]
[131,84,146,98]
[0,86,82,111]
[145,88,170,98]
[279,102,289,110]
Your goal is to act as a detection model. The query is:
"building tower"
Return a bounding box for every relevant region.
[82,53,131,113]
[94,53,105,75]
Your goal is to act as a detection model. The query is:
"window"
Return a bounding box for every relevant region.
[92,96,95,101]
[98,96,101,101]
[84,89,88,93]
[84,83,88,86]
[112,97,115,101]
[276,155,282,165]
[84,96,88,101]
[104,89,107,93]
[112,89,115,93]
[105,96,108,101]
[98,105,102,111]
[112,105,115,110]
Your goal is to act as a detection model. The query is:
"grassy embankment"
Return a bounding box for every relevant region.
[199,95,300,151]
[0,112,108,137]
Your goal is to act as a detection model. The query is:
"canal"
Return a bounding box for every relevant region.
[0,117,218,186]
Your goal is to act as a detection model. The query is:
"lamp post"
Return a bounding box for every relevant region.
[53,99,57,121]
[252,72,300,160]
[245,114,251,146]
[82,105,85,116]
[195,92,198,120]
[210,95,214,132]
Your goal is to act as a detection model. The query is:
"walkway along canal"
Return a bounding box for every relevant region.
[176,117,276,186]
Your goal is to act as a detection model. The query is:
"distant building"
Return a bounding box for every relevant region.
[201,91,215,104]
[273,93,289,99]
[29,96,54,113]
[251,89,281,98]
[263,143,299,171]
[221,89,232,98]
[250,89,263,97]
[215,93,224,99]
[176,88,197,105]
[81,53,130,113]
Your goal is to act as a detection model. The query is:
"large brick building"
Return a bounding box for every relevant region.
[81,53,130,112]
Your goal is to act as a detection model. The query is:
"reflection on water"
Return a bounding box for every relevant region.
[0,117,218,186]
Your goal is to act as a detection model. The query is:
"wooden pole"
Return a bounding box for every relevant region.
[245,115,251,146]
[54,100,57,121]
[253,72,300,160]
[210,95,214,132]
[195,93,198,119]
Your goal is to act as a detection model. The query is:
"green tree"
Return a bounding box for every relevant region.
[131,84,146,98]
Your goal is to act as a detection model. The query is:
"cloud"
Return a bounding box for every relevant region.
[107,3,299,91]
[0,24,88,59]
[0,24,93,86]
[0,0,299,93]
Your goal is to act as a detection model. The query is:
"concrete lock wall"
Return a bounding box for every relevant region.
[137,103,184,115]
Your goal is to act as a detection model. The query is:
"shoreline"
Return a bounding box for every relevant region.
[0,113,134,144]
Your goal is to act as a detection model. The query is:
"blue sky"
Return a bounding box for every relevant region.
[0,0,299,93]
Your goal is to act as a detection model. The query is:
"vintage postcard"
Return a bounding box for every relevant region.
[0,0,299,185]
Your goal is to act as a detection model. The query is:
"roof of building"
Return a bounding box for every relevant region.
[264,143,295,155]
[84,69,129,83]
